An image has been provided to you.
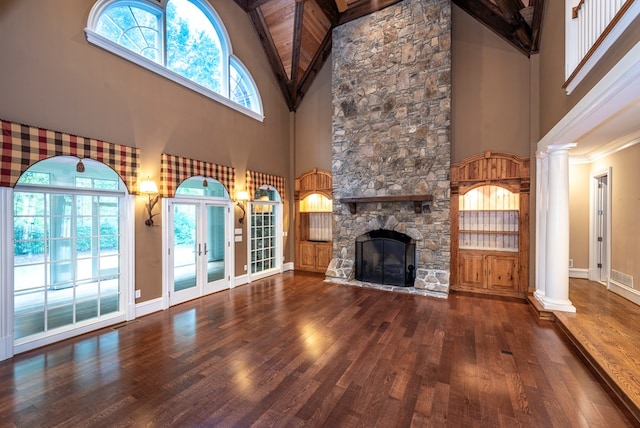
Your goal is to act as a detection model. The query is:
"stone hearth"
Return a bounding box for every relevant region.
[327,0,451,297]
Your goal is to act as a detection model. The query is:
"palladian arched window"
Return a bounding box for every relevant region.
[85,0,263,120]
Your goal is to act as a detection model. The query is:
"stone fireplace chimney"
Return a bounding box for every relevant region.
[327,0,451,296]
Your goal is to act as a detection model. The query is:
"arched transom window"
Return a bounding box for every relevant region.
[85,0,263,121]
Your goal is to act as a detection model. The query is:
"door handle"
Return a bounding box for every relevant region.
[198,243,202,256]
[204,243,208,255]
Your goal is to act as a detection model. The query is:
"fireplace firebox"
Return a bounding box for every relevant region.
[355,229,416,287]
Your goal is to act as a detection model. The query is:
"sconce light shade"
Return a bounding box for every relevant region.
[235,190,250,224]
[236,190,250,201]
[140,179,160,226]
[140,179,159,194]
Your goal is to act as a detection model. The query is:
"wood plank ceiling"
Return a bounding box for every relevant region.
[232,0,545,111]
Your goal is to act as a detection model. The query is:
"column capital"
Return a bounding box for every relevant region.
[548,142,577,153]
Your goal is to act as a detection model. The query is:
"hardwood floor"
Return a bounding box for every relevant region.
[554,278,640,423]
[0,272,635,427]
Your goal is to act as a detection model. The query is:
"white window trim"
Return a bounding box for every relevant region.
[565,0,640,95]
[0,188,15,361]
[85,29,264,122]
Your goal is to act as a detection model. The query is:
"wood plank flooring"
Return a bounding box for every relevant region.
[0,272,635,427]
[554,278,640,422]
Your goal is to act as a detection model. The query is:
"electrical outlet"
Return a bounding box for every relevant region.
[568,259,574,268]
[135,289,141,299]
[244,264,247,271]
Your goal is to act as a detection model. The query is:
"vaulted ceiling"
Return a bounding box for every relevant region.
[231,0,545,111]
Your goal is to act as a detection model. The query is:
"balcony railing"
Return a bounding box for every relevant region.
[565,0,639,94]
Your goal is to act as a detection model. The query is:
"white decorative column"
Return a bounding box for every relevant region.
[534,151,548,302]
[539,143,576,312]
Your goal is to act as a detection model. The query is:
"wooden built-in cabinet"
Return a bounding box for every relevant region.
[451,152,530,299]
[295,169,333,273]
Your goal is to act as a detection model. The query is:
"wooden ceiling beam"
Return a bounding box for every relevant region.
[338,0,404,26]
[529,0,545,53]
[452,0,529,56]
[244,0,274,12]
[231,0,249,12]
[315,0,340,25]
[248,8,294,109]
[493,0,532,51]
[290,0,305,103]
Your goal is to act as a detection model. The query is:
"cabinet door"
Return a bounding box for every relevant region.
[316,243,332,271]
[458,252,484,288]
[299,242,316,271]
[486,255,518,292]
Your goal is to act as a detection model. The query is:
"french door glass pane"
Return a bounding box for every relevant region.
[173,204,198,291]
[206,205,225,283]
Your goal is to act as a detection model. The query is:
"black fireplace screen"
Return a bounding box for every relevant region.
[355,229,416,287]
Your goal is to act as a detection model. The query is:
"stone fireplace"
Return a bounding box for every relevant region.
[326,0,451,297]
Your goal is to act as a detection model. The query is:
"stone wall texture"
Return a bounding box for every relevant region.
[331,0,451,277]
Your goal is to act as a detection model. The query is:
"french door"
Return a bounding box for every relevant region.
[167,199,231,306]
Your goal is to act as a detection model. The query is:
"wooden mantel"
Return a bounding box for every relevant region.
[340,195,434,214]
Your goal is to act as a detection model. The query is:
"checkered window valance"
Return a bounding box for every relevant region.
[246,170,285,201]
[161,153,235,198]
[0,119,140,193]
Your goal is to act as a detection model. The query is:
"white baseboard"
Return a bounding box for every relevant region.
[135,297,163,318]
[283,262,294,271]
[234,274,249,287]
[609,279,640,306]
[569,268,589,279]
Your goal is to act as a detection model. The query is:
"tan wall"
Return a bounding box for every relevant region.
[568,163,591,270]
[294,55,333,176]
[0,0,292,301]
[591,144,640,285]
[451,5,531,162]
[537,1,640,137]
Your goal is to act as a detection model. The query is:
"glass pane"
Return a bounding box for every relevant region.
[76,299,98,323]
[76,256,95,282]
[48,304,74,330]
[100,295,119,315]
[166,0,222,94]
[230,63,253,109]
[100,254,120,276]
[174,204,197,291]
[96,5,160,62]
[206,205,225,283]
[101,278,120,297]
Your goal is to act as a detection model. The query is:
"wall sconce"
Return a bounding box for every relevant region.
[140,179,159,226]
[235,190,250,224]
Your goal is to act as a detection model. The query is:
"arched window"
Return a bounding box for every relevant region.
[85,0,263,121]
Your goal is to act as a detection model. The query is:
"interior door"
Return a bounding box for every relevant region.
[169,201,229,306]
[595,174,608,283]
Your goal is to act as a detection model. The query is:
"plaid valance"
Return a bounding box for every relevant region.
[161,153,235,198]
[246,170,285,201]
[0,119,140,193]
